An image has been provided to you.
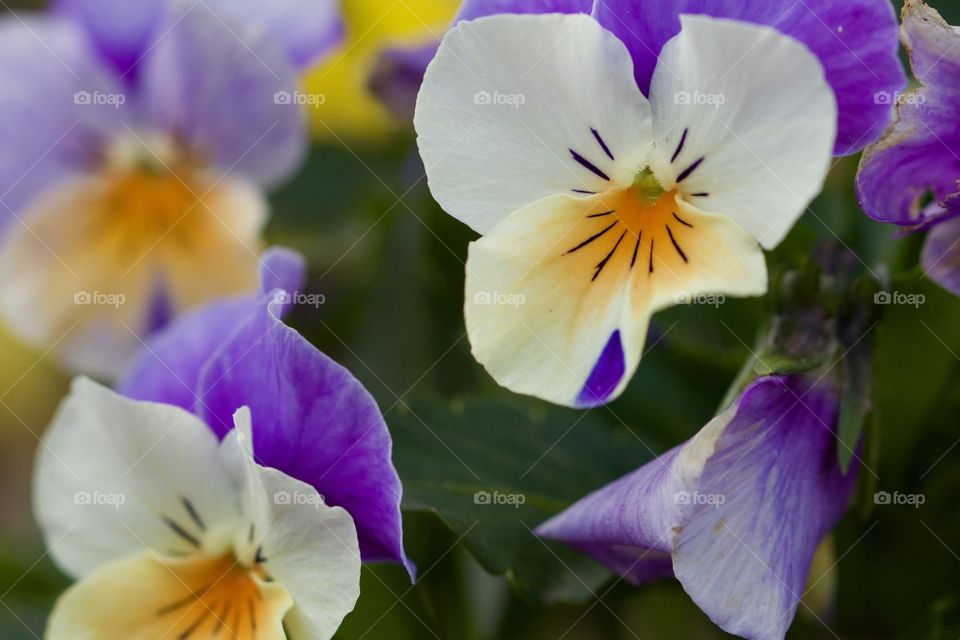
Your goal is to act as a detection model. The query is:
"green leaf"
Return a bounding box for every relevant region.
[390,395,660,604]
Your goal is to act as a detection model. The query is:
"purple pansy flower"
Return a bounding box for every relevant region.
[857,0,960,296]
[538,375,856,640]
[374,0,904,155]
[118,247,414,578]
[0,2,340,378]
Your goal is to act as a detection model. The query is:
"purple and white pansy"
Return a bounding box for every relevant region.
[34,248,412,637]
[538,375,857,640]
[0,1,340,378]
[415,13,837,407]
[857,0,960,296]
[380,0,904,155]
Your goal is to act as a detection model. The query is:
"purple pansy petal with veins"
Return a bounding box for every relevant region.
[121,248,413,578]
[539,376,856,640]
[593,0,904,155]
[857,0,960,226]
[922,215,960,296]
[0,17,126,218]
[138,8,306,188]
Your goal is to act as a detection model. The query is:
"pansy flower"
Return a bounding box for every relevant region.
[378,0,904,155]
[118,248,413,576]
[857,0,960,296]
[35,379,360,639]
[537,375,857,640]
[415,14,837,407]
[0,1,340,378]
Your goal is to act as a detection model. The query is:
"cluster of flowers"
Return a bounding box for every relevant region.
[2,0,956,637]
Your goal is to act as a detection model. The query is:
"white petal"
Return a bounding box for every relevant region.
[466,191,766,408]
[648,15,836,249]
[47,551,292,640]
[0,174,265,379]
[221,409,361,640]
[415,13,653,234]
[33,378,239,579]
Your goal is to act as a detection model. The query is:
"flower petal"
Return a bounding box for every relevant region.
[648,15,836,250]
[415,13,653,234]
[118,248,305,408]
[466,194,765,407]
[199,0,344,69]
[593,0,904,155]
[222,412,361,640]
[0,16,125,217]
[138,7,306,188]
[33,378,238,579]
[52,0,165,75]
[856,0,960,226]
[672,377,856,639]
[922,214,960,296]
[0,175,265,379]
[47,551,292,640]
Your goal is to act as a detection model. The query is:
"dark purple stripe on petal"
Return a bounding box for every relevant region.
[576,330,625,407]
[671,128,689,163]
[570,149,611,181]
[591,128,615,161]
[676,156,705,183]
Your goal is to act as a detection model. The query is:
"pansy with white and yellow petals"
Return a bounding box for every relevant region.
[34,379,360,639]
[415,13,837,408]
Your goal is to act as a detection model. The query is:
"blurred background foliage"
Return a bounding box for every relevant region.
[1,0,959,638]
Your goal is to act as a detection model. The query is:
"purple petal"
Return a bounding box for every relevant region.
[593,0,905,155]
[922,214,960,296]
[120,248,412,577]
[119,248,306,410]
[53,0,165,76]
[857,1,960,226]
[0,17,126,219]
[137,7,307,188]
[201,0,344,69]
[453,0,591,22]
[540,376,856,639]
[575,330,626,408]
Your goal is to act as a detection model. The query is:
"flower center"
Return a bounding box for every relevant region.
[154,553,291,639]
